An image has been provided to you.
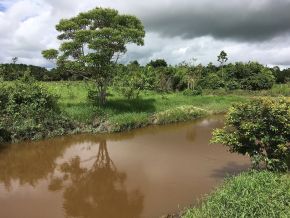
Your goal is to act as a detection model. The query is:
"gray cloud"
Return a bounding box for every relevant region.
[0,0,290,67]
[134,0,290,41]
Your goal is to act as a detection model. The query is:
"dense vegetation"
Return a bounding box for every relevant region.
[0,79,75,143]
[2,60,289,91]
[212,97,290,172]
[183,171,290,218]
[0,63,49,81]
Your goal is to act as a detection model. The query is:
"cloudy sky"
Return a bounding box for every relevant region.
[1,0,290,67]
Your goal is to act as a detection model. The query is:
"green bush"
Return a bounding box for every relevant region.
[183,88,202,96]
[241,68,275,90]
[183,171,290,218]
[152,105,207,125]
[87,88,99,105]
[212,97,290,171]
[226,80,240,90]
[0,81,75,143]
[114,70,144,99]
[198,73,225,89]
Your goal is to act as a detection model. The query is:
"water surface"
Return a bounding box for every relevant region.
[0,115,250,218]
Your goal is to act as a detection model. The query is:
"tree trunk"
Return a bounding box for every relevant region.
[98,85,107,106]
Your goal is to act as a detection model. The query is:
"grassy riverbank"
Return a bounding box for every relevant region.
[42,81,290,133]
[1,81,289,143]
[41,81,249,132]
[182,171,290,218]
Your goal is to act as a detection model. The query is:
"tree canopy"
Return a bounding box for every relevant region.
[42,7,145,104]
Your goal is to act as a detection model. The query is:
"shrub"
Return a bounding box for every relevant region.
[153,106,207,125]
[183,171,290,218]
[241,68,275,90]
[87,89,100,105]
[198,73,225,89]
[0,81,75,143]
[212,97,290,171]
[114,71,144,99]
[226,80,240,90]
[183,88,202,96]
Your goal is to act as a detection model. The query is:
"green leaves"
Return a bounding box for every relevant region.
[41,49,59,60]
[212,97,290,171]
[42,7,145,105]
[0,81,74,143]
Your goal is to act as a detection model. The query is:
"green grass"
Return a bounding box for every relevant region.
[183,171,290,218]
[40,81,248,125]
[36,81,290,133]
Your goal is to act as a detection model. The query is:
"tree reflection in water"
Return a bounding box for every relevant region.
[50,139,144,218]
[0,135,144,218]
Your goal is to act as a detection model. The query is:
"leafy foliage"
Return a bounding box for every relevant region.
[42,7,145,104]
[198,73,225,89]
[212,97,290,171]
[183,88,202,96]
[0,80,74,143]
[0,63,49,81]
[147,59,168,68]
[113,64,145,99]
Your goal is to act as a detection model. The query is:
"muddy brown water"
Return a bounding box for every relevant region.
[0,115,250,218]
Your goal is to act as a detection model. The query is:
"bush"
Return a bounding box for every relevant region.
[198,73,225,89]
[241,68,275,90]
[183,171,290,218]
[152,105,207,124]
[114,71,144,99]
[183,88,202,96]
[0,81,75,143]
[212,97,290,171]
[226,80,240,90]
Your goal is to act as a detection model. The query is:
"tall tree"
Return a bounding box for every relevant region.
[217,50,228,78]
[11,57,18,64]
[42,7,145,105]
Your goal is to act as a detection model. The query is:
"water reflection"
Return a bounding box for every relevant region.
[0,137,144,218]
[55,140,143,218]
[0,115,250,218]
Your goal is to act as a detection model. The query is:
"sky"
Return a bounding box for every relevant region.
[0,0,290,68]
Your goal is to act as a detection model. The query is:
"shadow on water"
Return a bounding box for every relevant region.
[0,144,8,153]
[211,161,250,179]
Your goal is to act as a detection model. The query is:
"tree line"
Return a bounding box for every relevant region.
[0,7,289,104]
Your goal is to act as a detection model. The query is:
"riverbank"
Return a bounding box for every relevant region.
[0,81,248,145]
[0,81,247,144]
[1,81,289,144]
[41,81,248,133]
[181,170,290,218]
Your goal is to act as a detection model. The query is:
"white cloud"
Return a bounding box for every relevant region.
[0,0,289,67]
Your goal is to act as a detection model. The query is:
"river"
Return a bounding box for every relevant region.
[0,115,250,218]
